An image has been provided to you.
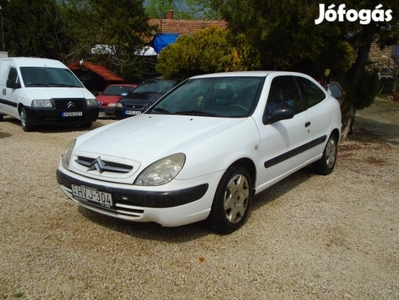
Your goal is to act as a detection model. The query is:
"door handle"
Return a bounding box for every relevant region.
[305,121,311,128]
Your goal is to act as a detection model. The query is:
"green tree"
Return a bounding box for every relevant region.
[210,0,399,138]
[2,0,72,59]
[156,26,258,78]
[145,0,220,19]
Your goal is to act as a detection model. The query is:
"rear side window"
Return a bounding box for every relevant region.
[297,77,326,107]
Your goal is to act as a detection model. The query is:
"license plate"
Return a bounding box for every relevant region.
[62,111,83,117]
[71,184,113,207]
[125,110,141,116]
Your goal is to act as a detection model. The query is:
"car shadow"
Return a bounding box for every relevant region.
[0,130,12,139]
[77,207,209,242]
[1,116,107,133]
[77,166,314,242]
[251,167,313,212]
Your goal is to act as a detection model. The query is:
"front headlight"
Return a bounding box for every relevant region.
[108,103,116,107]
[32,99,53,107]
[62,139,76,170]
[116,103,123,108]
[135,153,186,186]
[86,98,98,107]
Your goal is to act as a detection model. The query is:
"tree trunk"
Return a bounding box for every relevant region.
[341,23,377,140]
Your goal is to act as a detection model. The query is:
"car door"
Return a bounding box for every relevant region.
[296,76,333,160]
[0,60,11,115]
[256,75,313,189]
[0,64,21,118]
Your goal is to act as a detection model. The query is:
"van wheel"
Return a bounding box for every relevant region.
[20,107,33,132]
[313,133,338,175]
[0,114,3,121]
[207,166,252,234]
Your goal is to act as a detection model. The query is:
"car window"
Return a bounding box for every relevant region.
[6,67,20,88]
[328,83,343,99]
[103,85,135,95]
[133,79,175,94]
[148,77,264,118]
[266,76,304,115]
[20,67,83,87]
[296,77,326,107]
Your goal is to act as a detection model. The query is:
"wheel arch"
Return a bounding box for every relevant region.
[229,157,256,192]
[17,103,25,116]
[331,128,341,143]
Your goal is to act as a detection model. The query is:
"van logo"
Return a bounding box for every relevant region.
[67,101,75,109]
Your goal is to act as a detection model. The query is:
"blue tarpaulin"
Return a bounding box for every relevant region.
[152,33,181,54]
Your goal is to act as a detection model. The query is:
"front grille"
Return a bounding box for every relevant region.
[53,98,85,109]
[124,103,146,110]
[76,156,133,174]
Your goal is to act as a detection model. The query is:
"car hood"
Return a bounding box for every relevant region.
[25,87,94,99]
[96,95,121,104]
[75,114,246,165]
[119,92,164,104]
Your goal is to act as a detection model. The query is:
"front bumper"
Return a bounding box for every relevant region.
[24,106,99,125]
[114,106,144,120]
[56,169,211,226]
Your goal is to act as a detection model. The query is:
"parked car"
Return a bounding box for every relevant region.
[325,81,355,135]
[114,78,180,119]
[0,57,99,131]
[96,83,137,117]
[57,71,342,234]
[326,81,344,104]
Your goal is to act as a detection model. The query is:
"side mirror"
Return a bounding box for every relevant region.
[263,106,294,124]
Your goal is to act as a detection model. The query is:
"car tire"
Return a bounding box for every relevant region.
[208,165,253,234]
[313,133,338,175]
[20,107,33,132]
[0,114,3,121]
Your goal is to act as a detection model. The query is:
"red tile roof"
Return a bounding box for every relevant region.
[68,61,124,82]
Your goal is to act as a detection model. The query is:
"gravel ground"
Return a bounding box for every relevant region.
[1,97,399,299]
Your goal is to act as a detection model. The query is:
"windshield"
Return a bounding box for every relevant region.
[147,77,264,118]
[133,79,175,94]
[103,85,136,95]
[20,67,83,88]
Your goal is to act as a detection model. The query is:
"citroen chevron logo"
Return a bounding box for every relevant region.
[87,157,105,174]
[67,101,75,109]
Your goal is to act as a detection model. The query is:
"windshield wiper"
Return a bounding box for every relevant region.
[174,110,217,117]
[25,83,49,87]
[48,83,80,87]
[151,107,172,114]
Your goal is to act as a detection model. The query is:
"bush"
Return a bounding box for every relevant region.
[156,27,258,79]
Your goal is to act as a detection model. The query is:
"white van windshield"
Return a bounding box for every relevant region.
[20,67,83,88]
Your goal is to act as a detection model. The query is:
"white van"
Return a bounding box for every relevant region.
[0,57,99,131]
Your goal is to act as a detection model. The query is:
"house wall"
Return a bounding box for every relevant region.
[369,43,396,69]
[149,10,226,35]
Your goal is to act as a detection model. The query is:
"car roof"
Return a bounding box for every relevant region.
[190,71,313,79]
[1,57,67,68]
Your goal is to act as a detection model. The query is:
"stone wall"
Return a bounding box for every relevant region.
[369,43,395,69]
